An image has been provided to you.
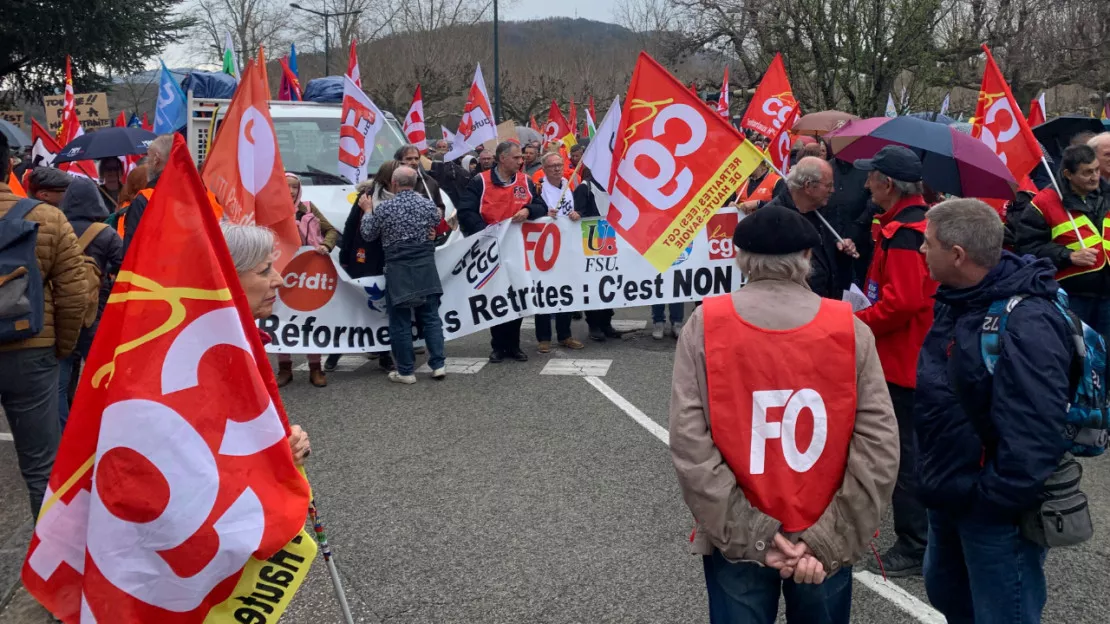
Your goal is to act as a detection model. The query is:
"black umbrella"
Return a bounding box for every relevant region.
[0,119,31,149]
[53,127,157,163]
[1032,116,1105,163]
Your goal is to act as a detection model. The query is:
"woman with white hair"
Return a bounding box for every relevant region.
[221,222,311,464]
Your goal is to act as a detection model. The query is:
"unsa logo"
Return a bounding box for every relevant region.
[279,252,338,311]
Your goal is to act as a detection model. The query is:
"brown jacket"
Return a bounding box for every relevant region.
[669,278,898,574]
[0,184,89,358]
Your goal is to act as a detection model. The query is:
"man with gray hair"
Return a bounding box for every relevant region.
[1088,132,1110,181]
[853,144,938,576]
[916,198,1074,622]
[762,156,857,299]
[121,133,173,255]
[361,165,446,384]
[671,204,897,622]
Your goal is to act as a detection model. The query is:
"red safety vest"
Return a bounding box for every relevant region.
[737,172,781,203]
[1030,187,1110,281]
[479,169,533,224]
[703,294,857,532]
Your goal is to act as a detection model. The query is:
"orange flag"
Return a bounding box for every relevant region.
[740,53,798,139]
[972,45,1042,181]
[22,134,310,622]
[8,172,26,197]
[608,52,763,271]
[202,48,299,271]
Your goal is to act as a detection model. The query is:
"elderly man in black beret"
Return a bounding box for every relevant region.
[669,205,898,623]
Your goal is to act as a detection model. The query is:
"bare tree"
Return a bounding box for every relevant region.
[392,0,495,33]
[190,0,292,64]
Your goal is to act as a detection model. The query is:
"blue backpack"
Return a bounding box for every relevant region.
[0,199,45,344]
[981,289,1110,457]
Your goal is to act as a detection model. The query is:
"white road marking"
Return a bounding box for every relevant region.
[610,320,648,331]
[415,357,487,374]
[542,359,613,377]
[294,355,369,372]
[582,376,669,444]
[0,432,12,442]
[582,375,945,624]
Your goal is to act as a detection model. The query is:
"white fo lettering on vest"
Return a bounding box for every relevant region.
[750,389,828,474]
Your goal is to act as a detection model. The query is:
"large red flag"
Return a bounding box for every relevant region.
[30,118,96,179]
[277,56,302,101]
[972,45,1042,181]
[141,113,152,131]
[60,56,83,145]
[201,48,300,271]
[1028,92,1047,128]
[768,107,800,173]
[716,67,730,119]
[740,53,798,139]
[114,111,127,127]
[402,85,427,151]
[609,52,763,271]
[22,135,312,623]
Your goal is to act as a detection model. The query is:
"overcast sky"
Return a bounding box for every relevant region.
[161,0,621,67]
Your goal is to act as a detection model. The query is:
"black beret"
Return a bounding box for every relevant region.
[732,205,821,255]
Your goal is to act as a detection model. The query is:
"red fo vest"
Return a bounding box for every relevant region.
[1030,188,1110,281]
[704,294,857,532]
[737,172,781,202]
[479,169,533,224]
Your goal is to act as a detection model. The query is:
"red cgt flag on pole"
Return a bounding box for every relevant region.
[543,100,574,149]
[202,48,300,271]
[22,135,312,623]
[767,107,800,174]
[716,66,730,119]
[1028,92,1047,128]
[608,52,763,272]
[972,45,1043,181]
[740,53,798,139]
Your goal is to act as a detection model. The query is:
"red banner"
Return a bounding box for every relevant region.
[740,53,797,139]
[972,45,1042,181]
[201,48,300,271]
[22,135,310,623]
[608,52,763,271]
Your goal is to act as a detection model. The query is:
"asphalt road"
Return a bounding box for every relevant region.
[3,305,1110,623]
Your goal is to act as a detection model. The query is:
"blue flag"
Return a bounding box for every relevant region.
[127,113,142,128]
[289,43,299,78]
[154,60,187,134]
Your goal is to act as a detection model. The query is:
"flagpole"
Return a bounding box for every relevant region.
[308,498,355,624]
[1041,155,1086,248]
[555,158,585,209]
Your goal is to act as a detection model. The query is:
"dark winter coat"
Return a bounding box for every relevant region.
[338,189,384,278]
[60,178,123,356]
[122,172,158,256]
[762,190,844,300]
[1014,179,1110,297]
[915,252,1073,522]
[457,168,547,236]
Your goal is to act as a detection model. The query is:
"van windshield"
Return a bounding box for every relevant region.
[272,116,406,185]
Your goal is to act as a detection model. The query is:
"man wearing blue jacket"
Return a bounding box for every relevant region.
[916,198,1073,623]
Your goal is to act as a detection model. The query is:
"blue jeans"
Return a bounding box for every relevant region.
[1066,294,1110,339]
[702,549,852,624]
[535,312,572,342]
[386,293,446,375]
[652,302,684,324]
[924,510,1047,624]
[56,353,80,431]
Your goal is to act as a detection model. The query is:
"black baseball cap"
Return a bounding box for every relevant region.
[854,145,923,183]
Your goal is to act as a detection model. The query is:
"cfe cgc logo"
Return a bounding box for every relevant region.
[279,251,339,312]
[452,236,501,289]
[707,212,739,261]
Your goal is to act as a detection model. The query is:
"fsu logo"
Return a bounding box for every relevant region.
[581,219,617,257]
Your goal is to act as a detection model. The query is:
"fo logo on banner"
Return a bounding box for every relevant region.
[581,220,617,257]
[522,222,561,271]
[279,252,338,311]
[707,212,738,261]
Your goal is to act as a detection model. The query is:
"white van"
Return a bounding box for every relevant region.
[186,96,456,235]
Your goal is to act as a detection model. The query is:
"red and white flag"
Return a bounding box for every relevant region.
[740,53,798,139]
[201,48,300,271]
[456,64,497,149]
[60,56,83,146]
[31,118,96,179]
[402,85,427,151]
[1028,92,1047,128]
[336,75,386,185]
[608,52,763,271]
[345,40,360,88]
[543,100,574,149]
[767,107,800,174]
[716,67,730,119]
[972,45,1042,182]
[22,134,313,623]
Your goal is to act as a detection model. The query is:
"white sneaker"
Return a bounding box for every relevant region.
[388,371,416,384]
[432,367,446,380]
[672,321,684,338]
[652,322,665,340]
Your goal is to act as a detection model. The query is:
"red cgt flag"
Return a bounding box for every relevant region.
[740,53,798,139]
[22,135,311,623]
[972,45,1042,181]
[1028,92,1047,128]
[716,66,730,119]
[608,52,763,271]
[202,48,300,271]
[543,100,574,148]
[768,107,800,174]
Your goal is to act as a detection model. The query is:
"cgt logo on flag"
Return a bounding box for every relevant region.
[707,212,738,260]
